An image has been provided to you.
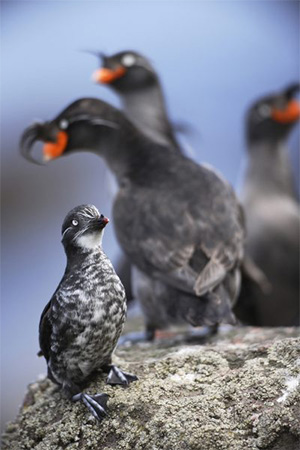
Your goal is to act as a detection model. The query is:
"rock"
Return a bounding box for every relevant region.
[2,327,300,450]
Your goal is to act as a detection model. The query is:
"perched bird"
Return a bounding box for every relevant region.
[37,204,137,421]
[91,50,181,150]
[21,98,245,340]
[236,83,300,326]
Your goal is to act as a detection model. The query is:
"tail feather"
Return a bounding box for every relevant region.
[181,282,236,327]
[241,256,272,294]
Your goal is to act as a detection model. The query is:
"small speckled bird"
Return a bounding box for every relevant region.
[91,50,181,150]
[236,83,300,326]
[38,204,137,421]
[21,98,245,340]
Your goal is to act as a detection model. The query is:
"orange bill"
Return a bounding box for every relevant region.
[43,131,68,161]
[92,66,126,84]
[272,99,300,123]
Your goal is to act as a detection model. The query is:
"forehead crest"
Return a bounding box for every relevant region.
[77,205,100,219]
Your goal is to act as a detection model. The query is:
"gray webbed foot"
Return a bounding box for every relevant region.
[118,328,155,345]
[185,324,219,343]
[106,365,138,386]
[72,392,109,421]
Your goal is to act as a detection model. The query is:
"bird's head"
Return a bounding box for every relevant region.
[246,82,300,144]
[91,50,157,91]
[20,98,121,164]
[61,204,109,251]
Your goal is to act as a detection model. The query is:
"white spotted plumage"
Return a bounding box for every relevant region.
[40,205,127,393]
[48,248,126,385]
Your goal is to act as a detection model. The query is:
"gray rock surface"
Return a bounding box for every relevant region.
[2,327,300,450]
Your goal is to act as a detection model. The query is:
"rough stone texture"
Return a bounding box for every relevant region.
[2,327,300,450]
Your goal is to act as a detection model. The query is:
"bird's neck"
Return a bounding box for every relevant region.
[64,243,102,261]
[92,119,175,186]
[64,246,113,281]
[242,139,297,201]
[120,83,180,150]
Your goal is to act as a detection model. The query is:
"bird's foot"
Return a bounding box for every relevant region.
[72,392,109,421]
[185,324,219,343]
[155,330,178,339]
[118,329,154,345]
[106,365,138,386]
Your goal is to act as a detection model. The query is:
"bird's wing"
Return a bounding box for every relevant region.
[141,236,237,296]
[116,159,244,298]
[133,199,242,297]
[39,291,81,360]
[38,299,53,360]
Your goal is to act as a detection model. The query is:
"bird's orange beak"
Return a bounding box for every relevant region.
[272,99,300,123]
[43,131,68,161]
[92,66,126,84]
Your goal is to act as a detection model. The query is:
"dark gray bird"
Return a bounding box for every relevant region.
[236,83,300,326]
[91,51,267,338]
[38,204,137,421]
[21,98,245,339]
[91,50,181,150]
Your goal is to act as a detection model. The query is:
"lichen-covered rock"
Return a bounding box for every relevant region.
[2,327,300,450]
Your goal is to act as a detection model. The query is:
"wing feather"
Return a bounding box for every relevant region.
[115,157,245,298]
[38,299,53,360]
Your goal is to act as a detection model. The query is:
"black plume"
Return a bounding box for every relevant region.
[81,50,106,62]
[20,122,46,165]
[284,83,300,100]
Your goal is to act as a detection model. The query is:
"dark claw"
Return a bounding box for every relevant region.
[72,392,109,421]
[106,365,138,386]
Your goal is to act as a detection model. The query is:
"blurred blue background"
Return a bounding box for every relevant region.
[1,0,299,431]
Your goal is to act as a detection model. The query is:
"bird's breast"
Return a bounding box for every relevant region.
[58,251,127,332]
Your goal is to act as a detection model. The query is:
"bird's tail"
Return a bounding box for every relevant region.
[181,282,237,327]
[241,256,272,295]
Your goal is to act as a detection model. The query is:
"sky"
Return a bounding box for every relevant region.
[1,0,299,430]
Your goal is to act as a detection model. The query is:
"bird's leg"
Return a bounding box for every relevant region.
[185,324,219,343]
[62,380,109,421]
[72,392,109,421]
[145,326,156,341]
[118,325,155,345]
[104,365,138,386]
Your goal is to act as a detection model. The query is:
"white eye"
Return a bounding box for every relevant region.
[72,219,78,227]
[258,104,271,118]
[121,54,136,67]
[59,119,69,130]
